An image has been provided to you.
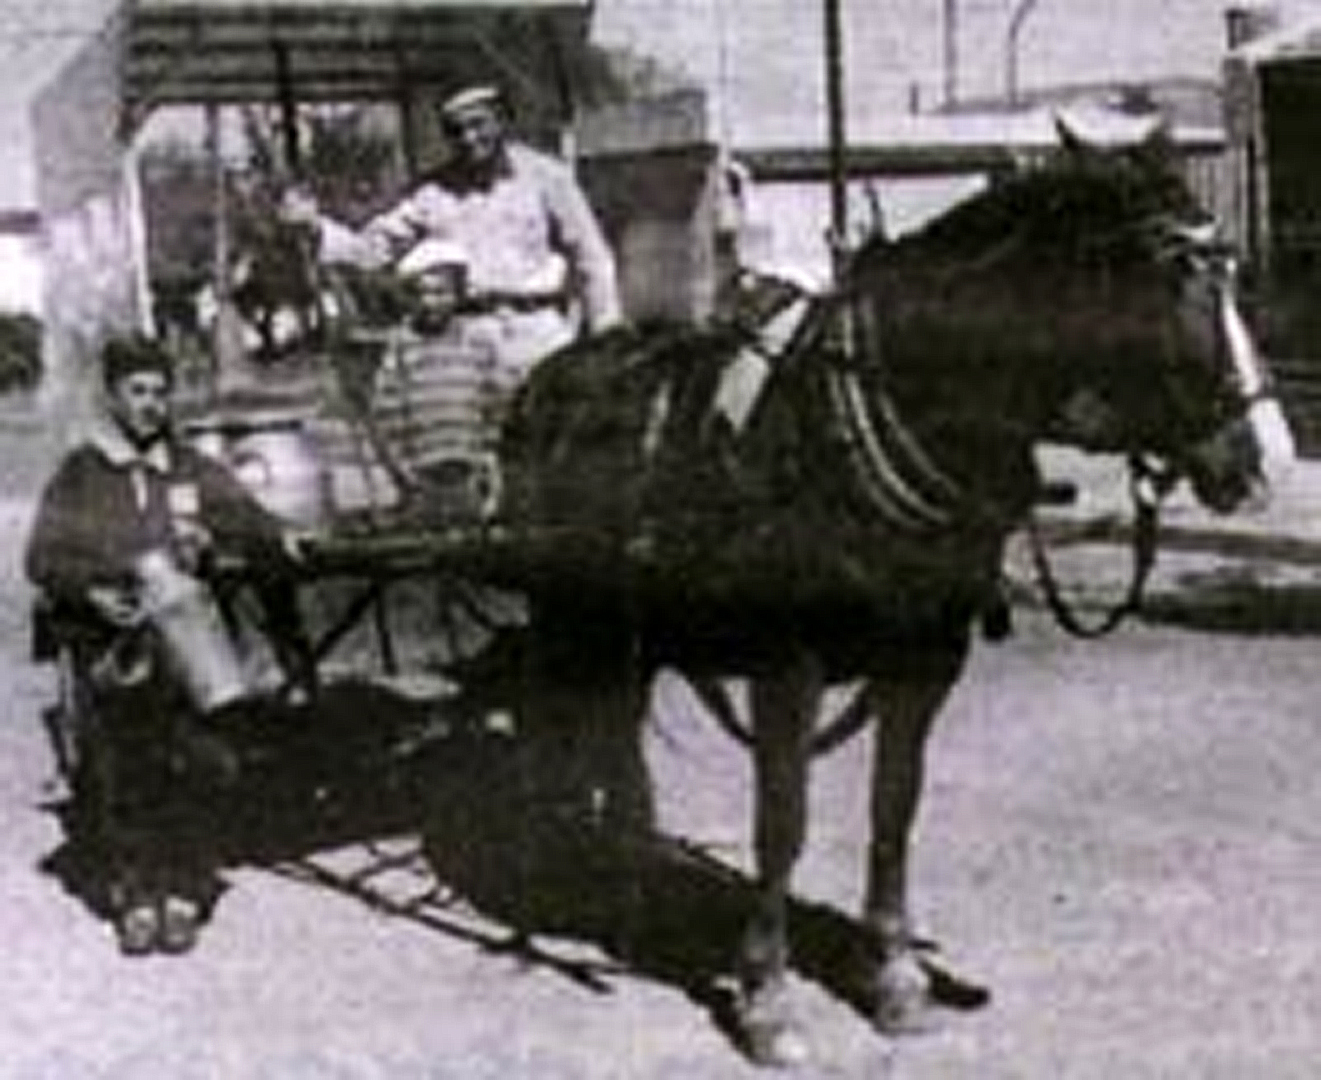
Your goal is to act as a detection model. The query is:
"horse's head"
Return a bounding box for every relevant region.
[1040,121,1293,512]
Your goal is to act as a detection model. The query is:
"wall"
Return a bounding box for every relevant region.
[0,234,43,314]
[31,7,152,433]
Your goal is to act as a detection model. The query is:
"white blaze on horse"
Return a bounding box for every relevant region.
[472,123,1288,1066]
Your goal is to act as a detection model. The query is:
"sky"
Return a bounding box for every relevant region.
[5,0,1316,212]
[0,0,1266,211]
[591,0,1297,143]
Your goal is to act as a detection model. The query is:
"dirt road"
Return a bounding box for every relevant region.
[0,402,1316,1078]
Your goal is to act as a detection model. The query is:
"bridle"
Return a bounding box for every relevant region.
[1025,221,1279,639]
[820,211,1275,639]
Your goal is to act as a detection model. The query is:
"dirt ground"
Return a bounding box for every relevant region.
[0,396,1317,1079]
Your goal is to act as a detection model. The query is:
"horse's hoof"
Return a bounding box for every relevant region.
[743,1015,811,1068]
[919,955,991,1011]
[869,953,937,1035]
[735,984,812,1068]
[739,1019,808,1066]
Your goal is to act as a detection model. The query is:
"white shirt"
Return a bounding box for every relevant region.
[318,143,622,333]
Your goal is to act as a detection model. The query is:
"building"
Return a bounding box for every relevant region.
[1224,7,1321,450]
[0,210,43,314]
[18,0,1321,420]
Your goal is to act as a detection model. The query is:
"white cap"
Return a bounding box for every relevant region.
[440,85,503,119]
[396,238,469,278]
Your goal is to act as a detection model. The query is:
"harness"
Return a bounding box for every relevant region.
[801,268,1171,639]
[1023,265,1289,639]
[821,296,969,533]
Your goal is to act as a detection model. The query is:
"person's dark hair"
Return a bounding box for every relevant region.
[101,333,175,389]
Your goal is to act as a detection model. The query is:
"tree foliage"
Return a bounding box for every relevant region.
[0,311,42,392]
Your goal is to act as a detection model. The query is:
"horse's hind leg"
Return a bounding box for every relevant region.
[862,637,969,1033]
[734,651,821,1066]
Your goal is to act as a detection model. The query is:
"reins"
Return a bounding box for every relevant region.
[1025,453,1173,638]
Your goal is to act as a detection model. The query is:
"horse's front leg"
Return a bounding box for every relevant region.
[735,652,821,1066]
[863,637,969,1033]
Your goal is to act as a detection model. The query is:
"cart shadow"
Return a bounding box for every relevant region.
[38,680,450,924]
[38,681,987,1045]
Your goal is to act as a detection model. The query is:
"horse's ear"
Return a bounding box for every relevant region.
[1136,119,1177,162]
[1054,116,1091,157]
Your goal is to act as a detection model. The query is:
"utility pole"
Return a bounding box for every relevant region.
[824,0,848,277]
[943,0,959,107]
[1006,0,1042,106]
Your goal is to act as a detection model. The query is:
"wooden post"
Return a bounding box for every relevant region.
[205,103,244,398]
[943,0,959,107]
[274,40,302,175]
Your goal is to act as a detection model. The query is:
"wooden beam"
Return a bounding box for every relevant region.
[739,135,1224,183]
[740,143,1021,181]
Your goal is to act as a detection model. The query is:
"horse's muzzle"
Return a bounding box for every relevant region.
[1185,401,1294,514]
[1247,395,1297,484]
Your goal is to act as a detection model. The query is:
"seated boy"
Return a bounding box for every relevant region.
[26,334,303,955]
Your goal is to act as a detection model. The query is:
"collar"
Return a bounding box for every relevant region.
[87,419,174,474]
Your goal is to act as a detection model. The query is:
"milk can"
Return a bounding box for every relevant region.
[228,417,331,528]
[188,412,331,528]
[136,550,248,713]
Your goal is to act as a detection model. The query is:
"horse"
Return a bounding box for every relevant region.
[479,123,1291,1065]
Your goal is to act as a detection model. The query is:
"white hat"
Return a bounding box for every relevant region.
[396,238,469,277]
[439,85,503,119]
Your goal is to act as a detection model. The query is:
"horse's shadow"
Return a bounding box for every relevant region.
[39,680,986,1050]
[421,794,989,1046]
[414,716,990,1045]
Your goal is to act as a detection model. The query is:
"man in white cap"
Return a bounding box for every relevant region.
[285,84,622,381]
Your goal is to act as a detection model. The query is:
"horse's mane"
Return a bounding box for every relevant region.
[852,132,1198,276]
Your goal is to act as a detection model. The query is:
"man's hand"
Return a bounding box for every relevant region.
[280,529,316,566]
[86,585,145,629]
